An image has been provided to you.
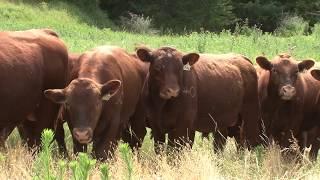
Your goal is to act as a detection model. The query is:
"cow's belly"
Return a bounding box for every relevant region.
[0,64,43,126]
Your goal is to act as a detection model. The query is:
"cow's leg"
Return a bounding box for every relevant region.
[93,124,121,161]
[241,69,262,148]
[153,128,166,155]
[0,124,16,149]
[17,120,37,148]
[213,127,227,153]
[168,127,195,152]
[241,95,261,148]
[25,96,60,148]
[93,107,123,161]
[228,114,245,151]
[123,100,147,151]
[55,121,68,158]
[306,127,320,161]
[310,140,320,161]
[150,109,166,154]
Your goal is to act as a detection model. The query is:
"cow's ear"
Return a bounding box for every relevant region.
[298,59,315,72]
[137,48,153,63]
[101,80,121,101]
[256,56,272,71]
[44,89,66,104]
[311,69,320,81]
[182,53,199,65]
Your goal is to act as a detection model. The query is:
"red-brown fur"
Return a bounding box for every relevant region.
[0,29,68,148]
[44,46,148,160]
[194,54,261,149]
[256,54,320,158]
[136,47,261,153]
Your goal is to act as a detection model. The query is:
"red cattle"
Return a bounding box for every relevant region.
[256,53,320,158]
[136,46,261,153]
[44,46,148,160]
[17,53,82,157]
[305,68,320,160]
[0,29,68,148]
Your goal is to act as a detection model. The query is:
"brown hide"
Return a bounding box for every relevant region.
[45,46,147,160]
[194,54,261,148]
[0,29,68,147]
[137,47,261,153]
[137,47,198,153]
[256,54,320,154]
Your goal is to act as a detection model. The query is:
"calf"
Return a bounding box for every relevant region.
[136,47,261,153]
[256,53,318,152]
[44,46,147,160]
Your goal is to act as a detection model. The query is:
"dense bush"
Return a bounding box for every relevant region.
[99,0,319,33]
[275,15,309,36]
[100,0,235,33]
[119,12,158,34]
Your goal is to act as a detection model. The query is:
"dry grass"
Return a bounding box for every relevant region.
[1,132,320,180]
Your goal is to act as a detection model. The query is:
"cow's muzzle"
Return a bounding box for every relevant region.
[160,88,180,99]
[73,128,93,144]
[279,85,296,100]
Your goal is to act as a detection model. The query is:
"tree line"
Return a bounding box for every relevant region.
[99,0,320,33]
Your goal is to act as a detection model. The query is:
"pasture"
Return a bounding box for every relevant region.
[1,0,320,179]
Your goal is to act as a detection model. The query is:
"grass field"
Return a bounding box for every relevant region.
[1,0,320,179]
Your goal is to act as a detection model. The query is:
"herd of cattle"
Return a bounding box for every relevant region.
[1,28,320,161]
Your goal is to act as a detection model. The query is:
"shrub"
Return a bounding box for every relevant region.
[69,153,96,180]
[119,12,158,34]
[119,143,133,180]
[275,15,309,37]
[33,129,55,180]
[233,18,263,36]
[100,164,110,180]
[312,23,320,40]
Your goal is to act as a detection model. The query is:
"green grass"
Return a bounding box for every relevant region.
[1,0,320,179]
[1,0,320,60]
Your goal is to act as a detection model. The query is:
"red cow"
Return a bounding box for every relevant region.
[256,53,319,156]
[136,46,261,153]
[0,29,68,148]
[44,46,148,160]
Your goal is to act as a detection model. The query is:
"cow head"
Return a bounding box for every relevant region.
[44,78,121,144]
[136,46,199,99]
[256,54,314,100]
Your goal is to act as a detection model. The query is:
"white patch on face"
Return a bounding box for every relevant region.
[102,93,112,101]
[183,62,191,71]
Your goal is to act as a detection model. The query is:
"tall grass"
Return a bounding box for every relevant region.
[1,0,320,179]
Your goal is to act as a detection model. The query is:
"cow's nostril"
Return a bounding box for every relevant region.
[283,88,287,93]
[73,128,92,140]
